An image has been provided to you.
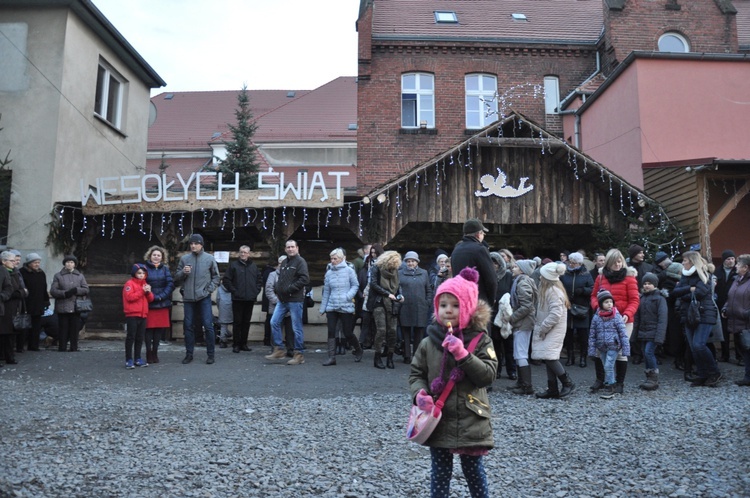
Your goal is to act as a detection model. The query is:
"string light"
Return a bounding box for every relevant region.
[178,213,185,237]
[110,213,116,239]
[231,211,236,241]
[301,208,307,232]
[80,215,87,233]
[221,210,228,231]
[121,213,127,236]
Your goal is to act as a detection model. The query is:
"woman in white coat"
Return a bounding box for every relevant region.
[532,263,575,399]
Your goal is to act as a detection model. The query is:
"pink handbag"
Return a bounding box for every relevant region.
[406,332,484,444]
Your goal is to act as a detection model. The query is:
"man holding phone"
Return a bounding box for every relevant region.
[175,234,221,365]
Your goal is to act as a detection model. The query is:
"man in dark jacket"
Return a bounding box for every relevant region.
[715,249,738,363]
[265,240,310,365]
[451,219,497,307]
[223,245,262,354]
[628,244,653,288]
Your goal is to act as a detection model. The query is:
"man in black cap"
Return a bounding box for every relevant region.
[715,249,738,364]
[175,234,221,364]
[450,218,497,306]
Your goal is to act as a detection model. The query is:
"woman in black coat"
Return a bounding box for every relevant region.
[20,253,49,352]
[560,252,594,368]
[490,251,515,379]
[0,251,24,364]
[672,251,721,387]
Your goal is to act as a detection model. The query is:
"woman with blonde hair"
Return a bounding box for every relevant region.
[673,251,721,386]
[143,246,174,364]
[366,250,403,369]
[590,248,640,394]
[532,262,575,398]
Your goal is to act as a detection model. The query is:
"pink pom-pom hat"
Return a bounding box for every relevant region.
[433,267,480,330]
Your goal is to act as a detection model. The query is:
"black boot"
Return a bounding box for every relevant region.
[536,379,560,399]
[323,339,336,366]
[558,373,575,398]
[374,352,385,369]
[386,353,395,369]
[614,360,628,394]
[511,365,534,395]
[590,357,605,391]
[565,344,575,366]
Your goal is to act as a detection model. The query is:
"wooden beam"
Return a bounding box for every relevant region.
[475,137,567,149]
[708,180,750,234]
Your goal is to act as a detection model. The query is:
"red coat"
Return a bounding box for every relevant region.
[123,277,154,318]
[591,267,640,321]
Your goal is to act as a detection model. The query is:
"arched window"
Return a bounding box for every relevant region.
[465,74,498,129]
[658,32,690,53]
[401,73,435,128]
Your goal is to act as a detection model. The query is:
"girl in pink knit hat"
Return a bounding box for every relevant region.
[409,267,498,498]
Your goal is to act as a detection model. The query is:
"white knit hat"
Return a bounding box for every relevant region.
[540,262,566,281]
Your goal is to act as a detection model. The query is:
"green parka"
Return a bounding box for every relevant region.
[409,300,497,449]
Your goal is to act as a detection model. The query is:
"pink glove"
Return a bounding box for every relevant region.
[416,389,434,412]
[442,334,469,361]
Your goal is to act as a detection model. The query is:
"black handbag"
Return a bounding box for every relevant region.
[13,301,31,330]
[569,304,589,318]
[75,297,94,313]
[686,293,700,328]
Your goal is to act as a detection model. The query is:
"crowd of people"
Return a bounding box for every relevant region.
[0,225,748,393]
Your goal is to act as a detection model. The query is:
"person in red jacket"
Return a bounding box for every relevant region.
[590,248,640,394]
[123,264,154,369]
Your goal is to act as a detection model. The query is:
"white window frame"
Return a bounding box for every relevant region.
[94,61,125,129]
[465,74,498,129]
[658,32,690,53]
[401,73,435,129]
[544,76,560,115]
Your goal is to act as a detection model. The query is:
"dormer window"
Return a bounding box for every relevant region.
[658,32,689,53]
[435,11,458,23]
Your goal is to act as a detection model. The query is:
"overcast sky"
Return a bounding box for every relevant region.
[93,0,360,94]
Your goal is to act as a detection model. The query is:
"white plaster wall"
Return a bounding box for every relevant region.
[0,7,154,273]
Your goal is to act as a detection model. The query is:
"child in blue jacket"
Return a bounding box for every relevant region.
[588,290,630,399]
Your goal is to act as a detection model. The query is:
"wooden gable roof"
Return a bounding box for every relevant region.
[363,111,667,244]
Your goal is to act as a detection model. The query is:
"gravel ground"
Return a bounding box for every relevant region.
[1,344,749,497]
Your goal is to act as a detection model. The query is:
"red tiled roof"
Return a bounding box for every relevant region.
[371,0,603,45]
[148,89,311,151]
[145,157,213,183]
[736,0,750,48]
[223,77,358,143]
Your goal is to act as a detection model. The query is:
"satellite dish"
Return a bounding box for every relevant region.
[148,101,157,128]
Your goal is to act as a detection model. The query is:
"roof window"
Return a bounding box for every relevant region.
[287,91,296,98]
[434,11,458,23]
[347,123,358,130]
[511,13,528,21]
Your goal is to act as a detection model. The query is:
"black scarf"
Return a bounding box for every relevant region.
[602,267,627,284]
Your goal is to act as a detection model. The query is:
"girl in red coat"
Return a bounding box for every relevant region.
[590,248,640,394]
[123,264,153,369]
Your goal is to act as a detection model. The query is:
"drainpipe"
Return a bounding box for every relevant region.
[557,53,600,149]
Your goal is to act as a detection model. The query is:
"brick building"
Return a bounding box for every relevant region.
[356,0,750,259]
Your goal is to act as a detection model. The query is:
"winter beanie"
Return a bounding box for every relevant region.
[516,259,537,277]
[628,244,645,260]
[188,233,204,245]
[654,251,669,265]
[597,290,614,308]
[62,255,77,265]
[433,267,479,331]
[642,272,659,287]
[721,249,736,262]
[540,262,566,281]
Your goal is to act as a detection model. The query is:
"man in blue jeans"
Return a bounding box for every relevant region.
[175,234,221,364]
[265,240,309,365]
